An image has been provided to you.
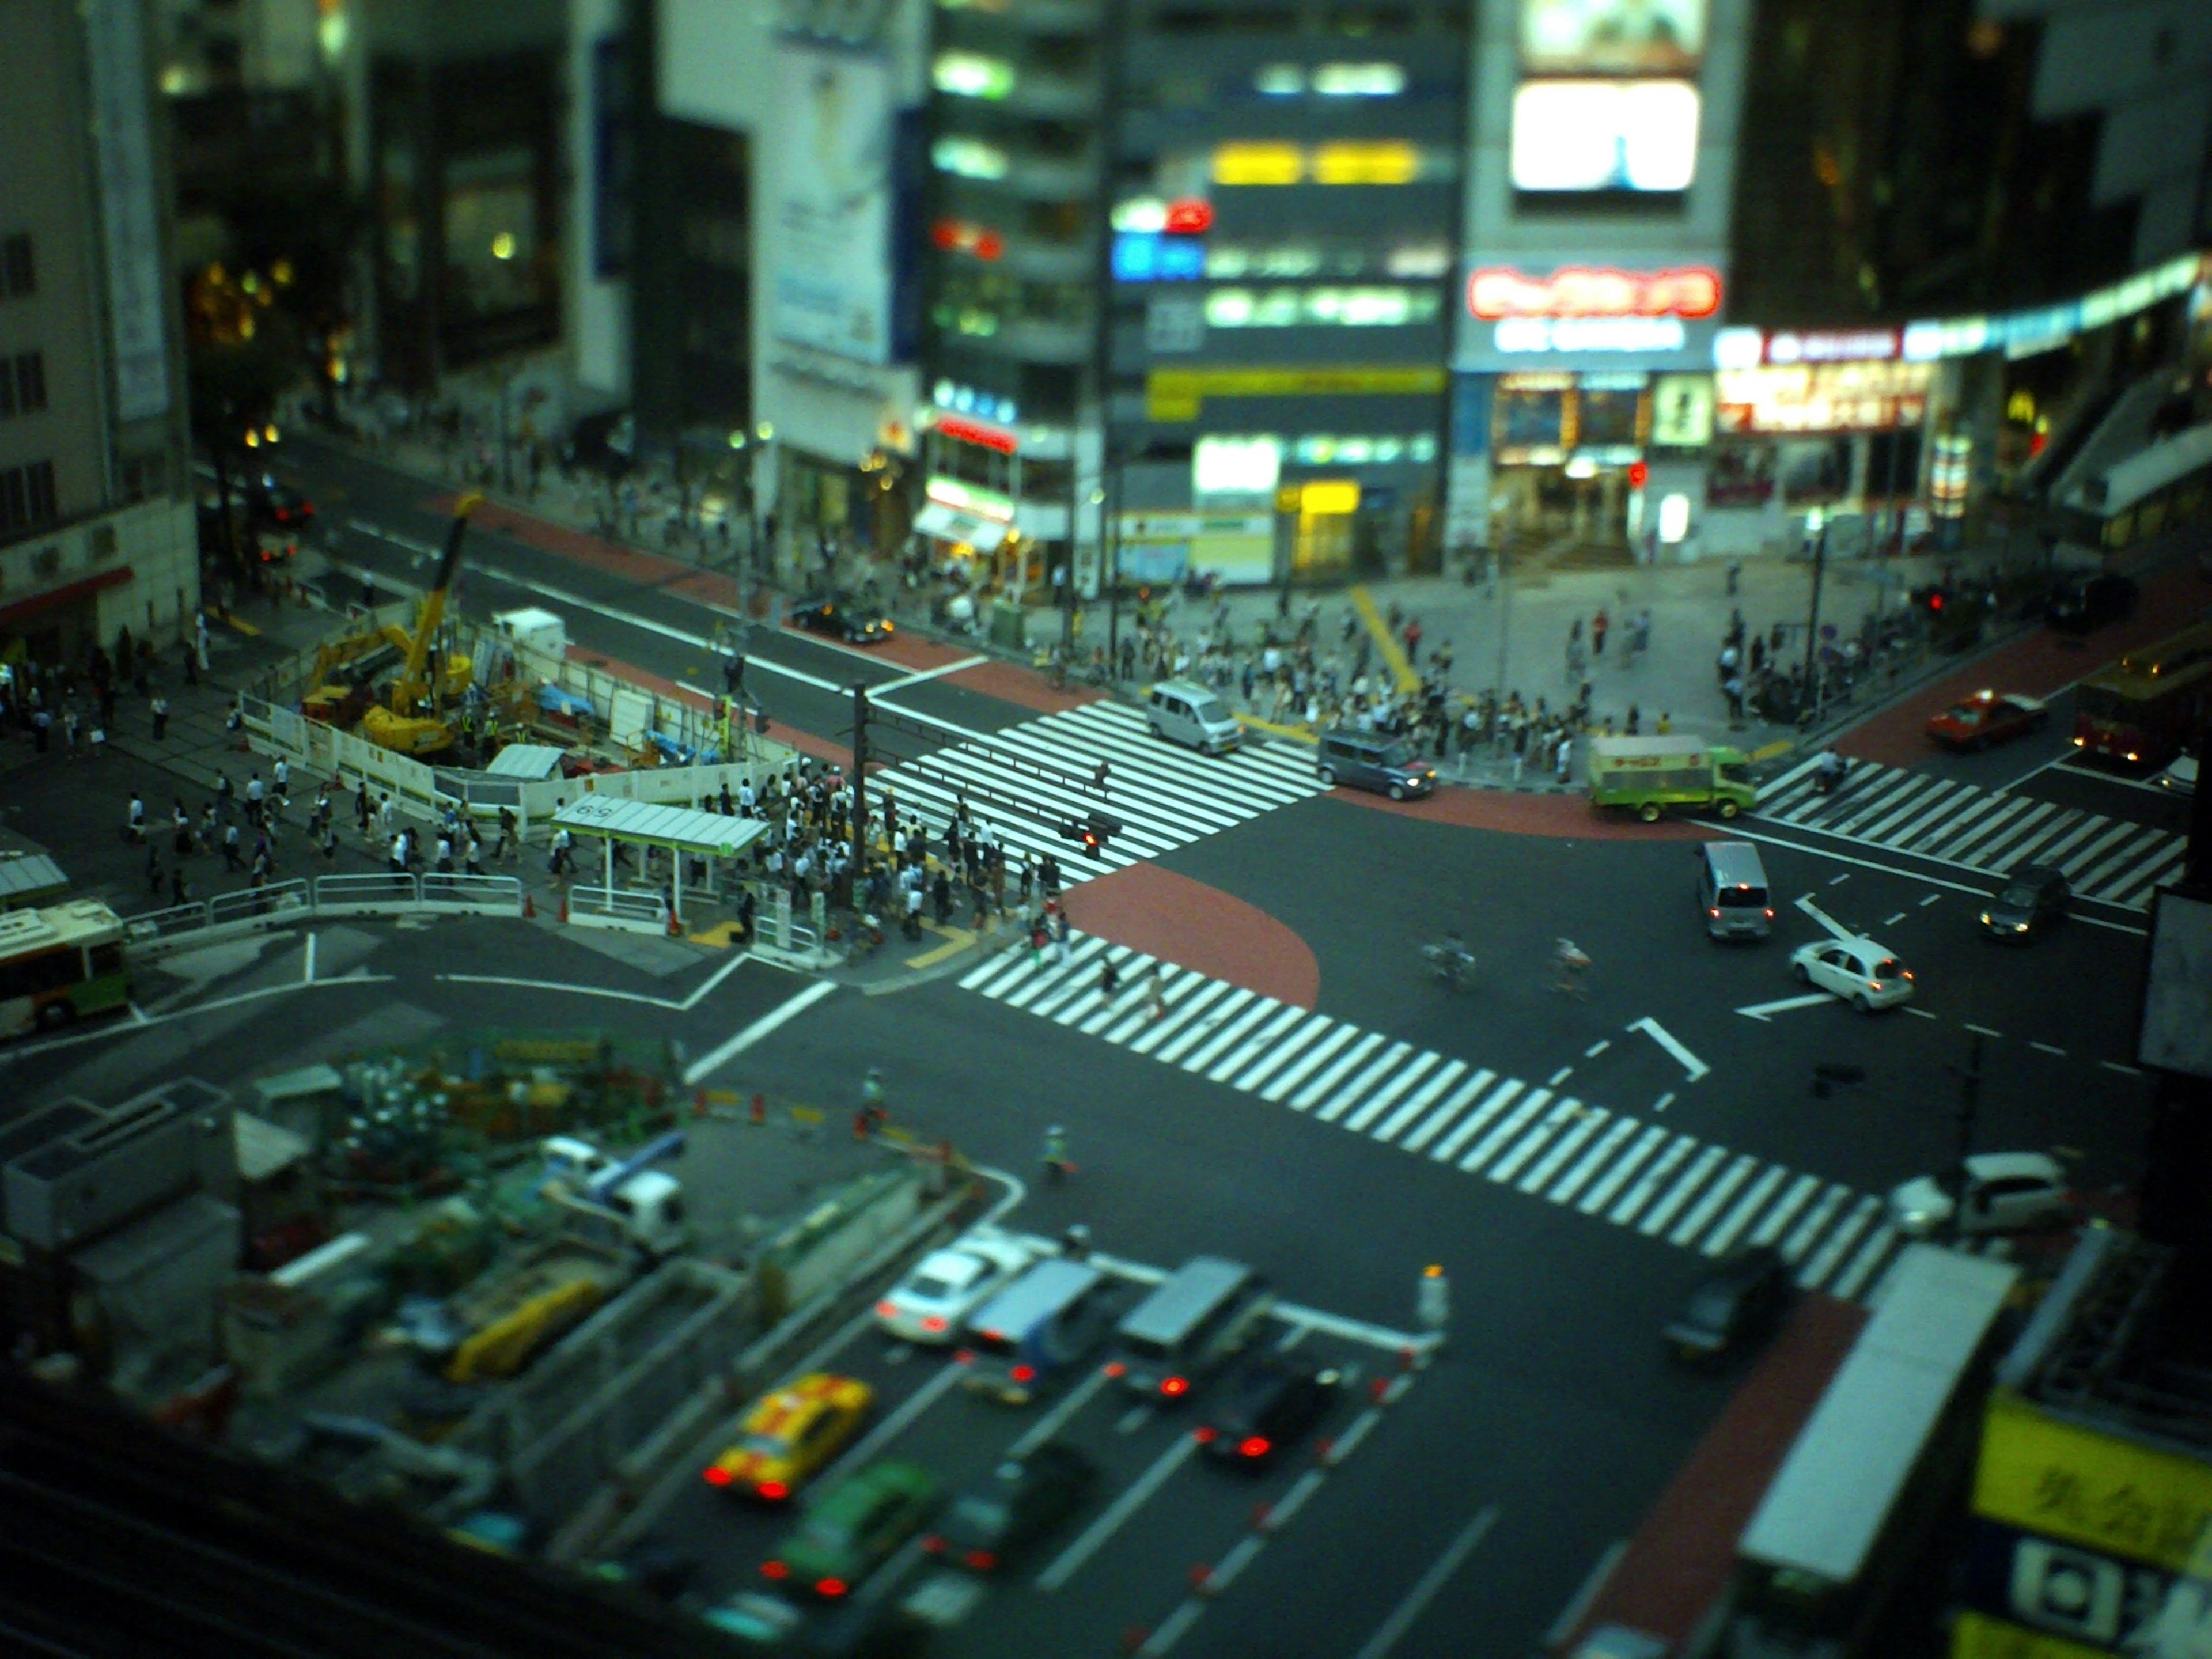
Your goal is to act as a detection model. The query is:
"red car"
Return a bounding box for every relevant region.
[1925,690,2050,751]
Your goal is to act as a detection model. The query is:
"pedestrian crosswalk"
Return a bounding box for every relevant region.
[873,702,1326,885]
[1753,755,2184,909]
[959,934,1907,1302]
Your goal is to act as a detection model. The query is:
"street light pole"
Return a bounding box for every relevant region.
[1802,510,1830,725]
[1947,1032,1986,1245]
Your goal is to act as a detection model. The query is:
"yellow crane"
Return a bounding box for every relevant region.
[360,493,482,757]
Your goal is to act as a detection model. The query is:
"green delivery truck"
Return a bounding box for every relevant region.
[1588,736,1758,823]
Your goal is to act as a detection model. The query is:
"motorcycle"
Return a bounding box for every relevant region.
[1422,940,1478,991]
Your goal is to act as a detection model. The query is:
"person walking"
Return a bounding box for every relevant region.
[169,867,191,909]
[272,756,291,810]
[245,772,266,827]
[1403,616,1423,665]
[171,800,192,858]
[1097,956,1121,1000]
[495,805,517,862]
[550,823,574,880]
[377,794,397,849]
[146,846,164,896]
[354,780,371,836]
[150,695,169,741]
[434,834,454,875]
[464,828,485,876]
[125,793,146,843]
[1093,759,1111,798]
[221,822,243,872]
[1145,962,1166,1020]
[1041,1125,1073,1185]
[1591,608,1609,658]
[1554,730,1573,786]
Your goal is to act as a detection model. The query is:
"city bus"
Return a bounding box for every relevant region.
[0,898,132,1039]
[2072,621,2212,768]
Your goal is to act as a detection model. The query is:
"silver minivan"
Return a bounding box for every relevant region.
[1110,1255,1272,1401]
[1146,680,1242,755]
[1696,840,1773,940]
[961,1257,1115,1404]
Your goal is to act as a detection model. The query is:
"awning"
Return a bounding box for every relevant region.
[0,567,132,630]
[551,795,771,859]
[913,501,1011,554]
[0,851,70,908]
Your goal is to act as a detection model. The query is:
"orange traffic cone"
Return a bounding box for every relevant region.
[557,893,569,924]
[666,906,683,938]
[522,891,535,919]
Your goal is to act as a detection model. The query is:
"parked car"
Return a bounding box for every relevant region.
[1662,1245,1793,1362]
[874,1230,1033,1344]
[2156,755,2198,798]
[706,1373,873,1502]
[921,1443,1099,1572]
[1198,1354,1340,1468]
[1788,937,1916,1012]
[1924,690,2050,752]
[1316,730,1435,800]
[792,596,895,644]
[1980,863,2071,941]
[1888,1151,2073,1237]
[2045,570,2137,634]
[762,1462,941,1601]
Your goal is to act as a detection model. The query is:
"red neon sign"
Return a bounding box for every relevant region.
[1164,199,1214,234]
[935,415,1018,454]
[931,218,1005,262]
[1467,265,1724,322]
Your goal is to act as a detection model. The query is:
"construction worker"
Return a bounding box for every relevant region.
[1417,1263,1450,1344]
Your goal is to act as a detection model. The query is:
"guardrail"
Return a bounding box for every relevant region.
[565,884,668,935]
[122,873,529,958]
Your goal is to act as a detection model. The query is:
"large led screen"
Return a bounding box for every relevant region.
[1510,80,1699,192]
[1520,0,1706,76]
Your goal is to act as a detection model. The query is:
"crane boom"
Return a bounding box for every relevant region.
[397,493,482,703]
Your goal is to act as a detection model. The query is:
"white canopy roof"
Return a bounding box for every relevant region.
[551,796,771,858]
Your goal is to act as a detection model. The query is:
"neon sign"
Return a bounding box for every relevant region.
[1468,264,1722,321]
[934,414,1018,454]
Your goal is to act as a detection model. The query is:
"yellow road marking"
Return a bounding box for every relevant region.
[1349,585,1420,695]
[905,922,977,969]
[1234,712,1318,744]
[220,611,262,637]
[688,921,747,948]
[1748,739,1796,762]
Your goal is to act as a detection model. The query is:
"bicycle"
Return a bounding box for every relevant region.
[1549,940,1592,998]
[1421,938,1478,991]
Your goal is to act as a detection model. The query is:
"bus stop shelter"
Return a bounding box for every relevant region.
[551,796,771,925]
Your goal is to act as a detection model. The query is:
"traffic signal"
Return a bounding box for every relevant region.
[1060,809,1123,859]
[1627,460,1649,490]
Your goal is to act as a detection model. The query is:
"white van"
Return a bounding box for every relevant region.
[1696,841,1773,941]
[1146,681,1242,756]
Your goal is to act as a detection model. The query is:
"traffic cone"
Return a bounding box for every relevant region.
[557,893,569,924]
[666,905,683,938]
[522,891,536,919]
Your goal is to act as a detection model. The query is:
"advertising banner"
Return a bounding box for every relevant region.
[770,46,895,364]
[1514,0,1706,193]
[1975,1391,2212,1575]
[1521,0,1706,75]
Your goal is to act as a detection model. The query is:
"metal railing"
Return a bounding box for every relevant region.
[564,884,668,932]
[123,873,528,958]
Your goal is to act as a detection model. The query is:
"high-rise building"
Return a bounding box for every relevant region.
[0,0,197,668]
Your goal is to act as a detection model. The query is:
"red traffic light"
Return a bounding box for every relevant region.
[1626,460,1649,490]
[1928,593,1945,612]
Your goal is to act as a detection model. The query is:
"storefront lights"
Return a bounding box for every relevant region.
[933,51,1015,100]
[1313,62,1407,97]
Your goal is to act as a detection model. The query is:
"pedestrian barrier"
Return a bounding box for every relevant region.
[415,873,527,916]
[123,873,529,960]
[208,880,312,929]
[563,884,668,935]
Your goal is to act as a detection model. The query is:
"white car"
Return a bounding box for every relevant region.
[1888,1152,2073,1237]
[1789,937,1916,1012]
[875,1230,1034,1343]
[2156,755,2197,798]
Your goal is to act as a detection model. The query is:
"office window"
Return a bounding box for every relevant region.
[13,353,44,413]
[0,461,57,533]
[1,233,32,298]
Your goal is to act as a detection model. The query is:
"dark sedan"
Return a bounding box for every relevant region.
[2045,570,2137,634]
[921,1442,1099,1573]
[1199,1354,1340,1467]
[1664,1245,1793,1362]
[791,597,895,645]
[1980,862,2070,941]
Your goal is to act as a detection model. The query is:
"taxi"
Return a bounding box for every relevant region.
[704,1372,873,1501]
[1923,689,2048,752]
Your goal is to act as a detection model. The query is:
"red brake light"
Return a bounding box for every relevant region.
[755,1480,789,1501]
[1764,910,1775,919]
[704,1466,733,1487]
[1104,1361,1127,1377]
[922,1315,948,1333]
[955,1349,975,1363]
[1011,1364,1037,1384]
[761,1560,790,1581]
[1239,1436,1271,1459]
[1709,908,1720,918]
[816,1578,849,1599]
[965,1550,997,1571]
[1161,1377,1190,1397]
[1194,1426,1218,1443]
[922,1535,945,1555]
[876,1300,899,1317]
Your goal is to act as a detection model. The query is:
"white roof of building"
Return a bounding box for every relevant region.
[551,796,771,858]
[483,744,568,779]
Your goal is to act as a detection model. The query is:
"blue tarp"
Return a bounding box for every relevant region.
[537,684,595,719]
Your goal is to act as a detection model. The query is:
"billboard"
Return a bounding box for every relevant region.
[1520,0,1707,75]
[770,46,895,364]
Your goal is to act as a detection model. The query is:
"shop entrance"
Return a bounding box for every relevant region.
[1490,462,1632,546]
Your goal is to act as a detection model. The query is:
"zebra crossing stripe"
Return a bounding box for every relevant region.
[1291,1032,1388,1112]
[1517,1105,1608,1195]
[1638,1145,1725,1237]
[1965,800,2062,864]
[1260,1023,1361,1102]
[1461,1089,1556,1175]
[1799,1197,1880,1287]
[1831,1224,1900,1300]
[2115,846,2186,906]
[1201,1003,1306,1082]
[1577,1124,1668,1214]
[1315,1042,1415,1124]
[1750,1173,1821,1247]
[1885,782,1981,846]
[1372,1059,1469,1145]
[1399,1069,1495,1153]
[1437,1081,1531,1167]
[1244,1017,1344,1097]
[1547,1114,1642,1206]
[1782,1184,1853,1262]
[1342,1050,1448,1133]
[1701,1165,1787,1257]
[2078,828,2168,891]
[1610,1134,1697,1226]
[1154,987,1258,1065]
[1668,1154,1759,1249]
[1131,979,1243,1057]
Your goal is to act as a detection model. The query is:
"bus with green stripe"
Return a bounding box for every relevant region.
[0,899,132,1039]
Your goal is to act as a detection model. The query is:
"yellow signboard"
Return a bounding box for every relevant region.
[1953,1609,2113,1659]
[1147,366,1448,422]
[1975,1391,2212,1573]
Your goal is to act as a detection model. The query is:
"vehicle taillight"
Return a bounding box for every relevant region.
[704,1466,733,1487]
[816,1577,849,1599]
[965,1551,997,1571]
[922,1315,948,1333]
[1161,1377,1190,1397]
[1194,1426,1218,1443]
[1011,1364,1036,1384]
[1709,908,1721,918]
[1239,1436,1271,1459]
[921,1535,945,1555]
[1764,910,1775,920]
[955,1348,975,1363]
[876,1300,899,1318]
[1104,1361,1127,1377]
[760,1560,789,1581]
[755,1480,789,1501]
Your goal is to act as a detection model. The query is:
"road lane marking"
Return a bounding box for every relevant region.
[1827,872,1851,885]
[1919,892,1942,906]
[1347,1505,1502,1659]
[303,932,316,983]
[1751,1173,1821,1247]
[682,980,838,1084]
[1904,1006,1940,1019]
[1832,1224,1900,1300]
[2030,1042,2067,1057]
[1035,1431,1200,1591]
[1116,1404,1153,1435]
[1884,911,1907,925]
[1794,896,1855,941]
[1009,1362,1118,1460]
[1651,1092,1675,1113]
[1584,1039,1611,1058]
[877,654,988,691]
[1638,1145,1725,1237]
[1628,1016,1709,1081]
[1736,992,1834,1021]
[1964,1024,2003,1038]
[1607,1134,1696,1226]
[1547,1065,1574,1086]
[2100,1060,2143,1077]
[822,1359,967,1484]
[1668,1154,1756,1249]
[1703,1166,1786,1257]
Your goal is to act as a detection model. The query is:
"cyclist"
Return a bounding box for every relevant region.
[1042,1125,1073,1184]
[1550,938,1592,997]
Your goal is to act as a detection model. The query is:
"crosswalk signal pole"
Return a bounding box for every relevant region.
[850,682,870,904]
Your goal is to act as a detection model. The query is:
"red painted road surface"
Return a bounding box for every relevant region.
[1062,863,1321,1008]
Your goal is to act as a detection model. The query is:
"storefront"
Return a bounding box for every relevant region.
[1448,259,1727,559]
[914,411,1036,597]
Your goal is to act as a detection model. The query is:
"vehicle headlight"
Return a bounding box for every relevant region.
[1979,912,1992,926]
[2013,922,2029,933]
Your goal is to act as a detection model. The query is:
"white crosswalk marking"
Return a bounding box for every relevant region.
[1755,759,2181,908]
[960,931,1911,1301]
[873,701,1327,889]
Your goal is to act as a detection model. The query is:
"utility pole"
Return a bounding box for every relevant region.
[1801,511,1830,725]
[1946,1032,1986,1244]
[849,681,870,907]
[1491,536,1513,703]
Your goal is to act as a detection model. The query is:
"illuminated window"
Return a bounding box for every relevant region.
[1254,64,1306,96]
[1112,198,1168,233]
[1289,431,1437,466]
[1385,243,1451,279]
[1201,286,1438,328]
[1313,62,1406,96]
[1311,141,1420,185]
[934,52,1016,99]
[1205,290,1256,327]
[1211,143,1305,186]
[933,137,1009,180]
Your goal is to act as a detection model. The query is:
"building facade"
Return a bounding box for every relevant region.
[0,0,197,670]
